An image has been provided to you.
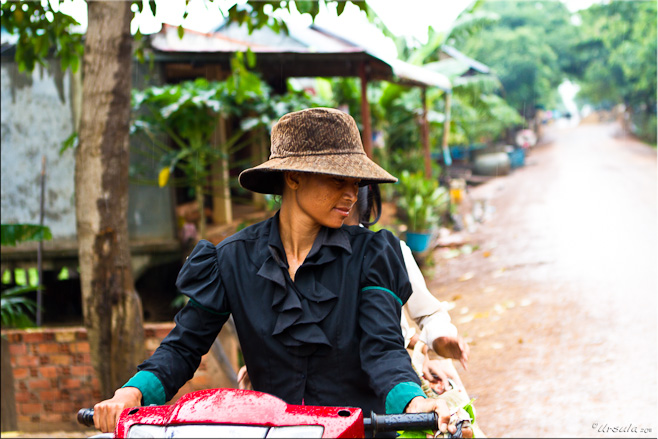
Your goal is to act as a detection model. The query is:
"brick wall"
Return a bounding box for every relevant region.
[1,323,237,433]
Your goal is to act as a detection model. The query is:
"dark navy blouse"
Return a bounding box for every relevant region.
[124,212,425,419]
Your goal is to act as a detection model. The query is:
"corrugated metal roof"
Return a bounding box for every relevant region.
[150,22,451,91]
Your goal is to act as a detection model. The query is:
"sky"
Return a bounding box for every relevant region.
[55,0,604,59]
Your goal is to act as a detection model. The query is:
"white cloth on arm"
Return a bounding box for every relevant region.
[399,240,458,350]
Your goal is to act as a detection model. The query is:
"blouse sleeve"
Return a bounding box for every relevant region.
[358,230,425,414]
[175,239,230,314]
[122,240,231,405]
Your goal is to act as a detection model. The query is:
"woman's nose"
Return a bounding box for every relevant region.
[345,184,358,201]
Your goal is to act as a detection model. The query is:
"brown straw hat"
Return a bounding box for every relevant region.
[239,107,397,195]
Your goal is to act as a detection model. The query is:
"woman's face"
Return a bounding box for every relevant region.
[288,173,360,229]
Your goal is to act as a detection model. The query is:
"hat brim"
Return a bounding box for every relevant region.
[239,153,397,195]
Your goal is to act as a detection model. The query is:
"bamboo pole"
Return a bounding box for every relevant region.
[36,155,46,327]
[359,62,373,159]
[442,92,452,166]
[211,113,232,225]
[421,87,432,179]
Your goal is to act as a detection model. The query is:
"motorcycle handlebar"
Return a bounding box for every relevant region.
[77,408,95,427]
[364,411,438,435]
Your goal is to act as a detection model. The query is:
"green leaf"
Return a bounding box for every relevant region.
[1,224,53,247]
[178,25,185,40]
[60,131,78,155]
[246,47,256,68]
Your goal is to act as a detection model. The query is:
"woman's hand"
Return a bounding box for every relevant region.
[93,387,142,433]
[422,358,451,395]
[405,396,454,435]
[237,365,252,390]
[432,336,469,370]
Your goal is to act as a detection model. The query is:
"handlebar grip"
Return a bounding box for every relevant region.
[364,411,438,435]
[77,408,95,427]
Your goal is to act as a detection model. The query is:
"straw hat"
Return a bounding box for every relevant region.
[238,107,397,195]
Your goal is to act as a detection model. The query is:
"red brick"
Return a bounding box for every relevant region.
[4,332,23,342]
[9,343,27,356]
[61,378,81,389]
[16,355,40,367]
[54,330,76,343]
[15,391,33,403]
[20,403,42,415]
[70,342,90,354]
[43,332,55,341]
[39,412,64,423]
[17,415,32,424]
[37,343,61,354]
[50,354,71,366]
[71,365,94,376]
[155,328,172,340]
[52,401,76,413]
[13,367,30,380]
[39,389,61,401]
[22,332,45,343]
[39,355,50,365]
[28,378,51,390]
[29,367,39,377]
[75,329,88,340]
[40,366,58,378]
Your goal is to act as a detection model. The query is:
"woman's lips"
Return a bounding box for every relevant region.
[334,207,351,217]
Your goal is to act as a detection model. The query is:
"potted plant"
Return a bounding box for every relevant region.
[395,170,449,252]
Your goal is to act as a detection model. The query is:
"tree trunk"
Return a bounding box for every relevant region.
[75,1,144,398]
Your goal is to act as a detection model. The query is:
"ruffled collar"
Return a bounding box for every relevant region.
[255,212,351,356]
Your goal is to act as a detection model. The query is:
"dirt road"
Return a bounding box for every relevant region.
[429,121,657,437]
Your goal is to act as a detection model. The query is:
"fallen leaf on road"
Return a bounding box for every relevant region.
[503,300,516,309]
[483,286,496,294]
[458,314,474,324]
[491,342,504,349]
[520,299,532,307]
[452,294,462,301]
[460,244,474,255]
[518,338,524,344]
[474,311,490,319]
[440,248,462,259]
[458,272,475,281]
[493,304,505,314]
[492,268,506,278]
[483,251,491,258]
[460,307,469,315]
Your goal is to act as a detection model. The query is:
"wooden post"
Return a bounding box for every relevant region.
[251,129,268,209]
[421,87,432,179]
[359,62,373,158]
[442,92,452,166]
[1,337,17,432]
[211,114,232,225]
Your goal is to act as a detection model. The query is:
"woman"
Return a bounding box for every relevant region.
[92,108,457,437]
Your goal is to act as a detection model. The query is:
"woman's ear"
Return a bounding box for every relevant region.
[283,171,301,190]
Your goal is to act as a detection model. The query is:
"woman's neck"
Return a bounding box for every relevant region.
[278,204,321,281]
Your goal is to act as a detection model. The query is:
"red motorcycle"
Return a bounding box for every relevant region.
[78,387,468,438]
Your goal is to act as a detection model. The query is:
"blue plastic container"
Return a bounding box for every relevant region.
[507,147,526,169]
[405,232,433,253]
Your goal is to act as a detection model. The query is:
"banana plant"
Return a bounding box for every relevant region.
[395,170,449,233]
[1,223,51,328]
